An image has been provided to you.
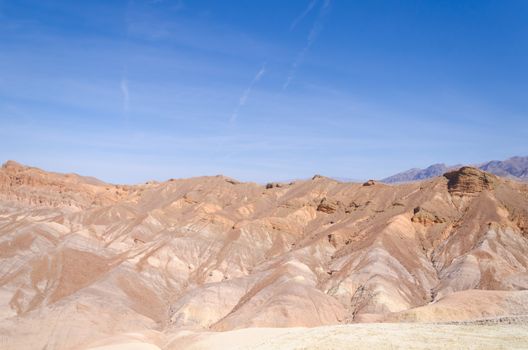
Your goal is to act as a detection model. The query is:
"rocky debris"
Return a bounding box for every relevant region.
[442,315,528,325]
[344,201,360,213]
[411,207,445,225]
[363,179,376,186]
[225,178,240,185]
[443,167,498,194]
[317,198,342,214]
[327,232,353,248]
[265,182,283,189]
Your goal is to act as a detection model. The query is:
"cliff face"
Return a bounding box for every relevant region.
[0,160,126,208]
[443,166,498,194]
[1,161,528,349]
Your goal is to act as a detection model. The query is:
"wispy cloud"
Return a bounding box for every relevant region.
[290,0,318,31]
[120,76,130,112]
[284,0,331,90]
[230,63,266,124]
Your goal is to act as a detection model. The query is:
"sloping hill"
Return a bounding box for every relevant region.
[1,161,528,349]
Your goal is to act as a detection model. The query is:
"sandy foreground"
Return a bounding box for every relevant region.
[85,322,528,350]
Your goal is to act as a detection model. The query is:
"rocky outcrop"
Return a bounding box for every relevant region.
[265,182,284,189]
[411,207,445,225]
[443,167,498,195]
[0,160,124,208]
[317,197,342,213]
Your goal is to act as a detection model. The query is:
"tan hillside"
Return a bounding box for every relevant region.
[1,161,528,349]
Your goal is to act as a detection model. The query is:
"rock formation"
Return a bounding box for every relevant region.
[0,160,528,349]
[443,166,498,194]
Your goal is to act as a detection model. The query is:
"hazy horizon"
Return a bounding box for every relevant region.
[2,155,527,185]
[1,0,527,183]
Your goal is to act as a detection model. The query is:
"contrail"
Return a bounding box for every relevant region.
[120,77,130,112]
[284,0,331,90]
[230,63,266,124]
[290,0,318,31]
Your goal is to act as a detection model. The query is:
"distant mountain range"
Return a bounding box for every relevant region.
[382,156,528,183]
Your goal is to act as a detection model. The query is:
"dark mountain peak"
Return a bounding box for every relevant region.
[382,156,528,184]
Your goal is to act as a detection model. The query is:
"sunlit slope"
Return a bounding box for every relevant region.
[1,161,527,349]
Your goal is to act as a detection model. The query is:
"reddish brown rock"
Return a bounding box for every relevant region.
[443,166,498,194]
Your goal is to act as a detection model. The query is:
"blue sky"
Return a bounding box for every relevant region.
[1,0,527,183]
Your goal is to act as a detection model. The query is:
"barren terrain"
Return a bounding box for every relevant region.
[1,160,527,349]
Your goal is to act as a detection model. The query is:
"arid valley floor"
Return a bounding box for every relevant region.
[1,160,528,349]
